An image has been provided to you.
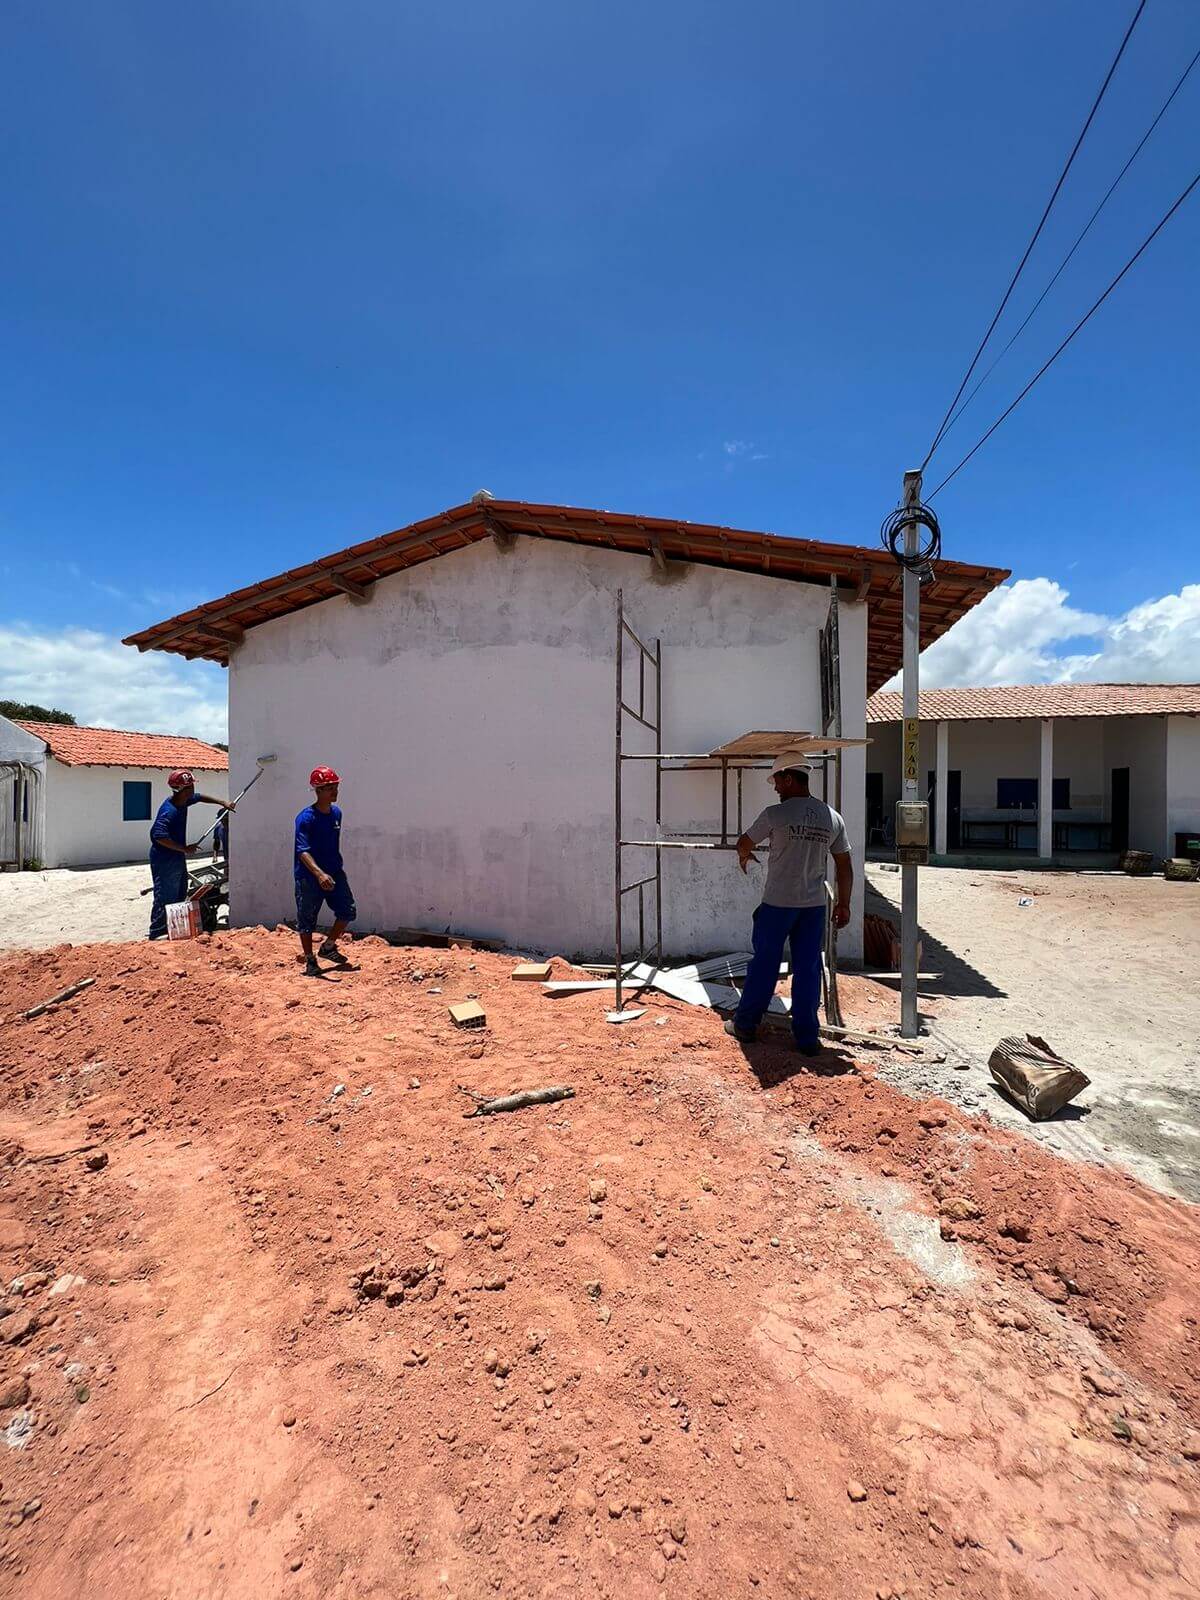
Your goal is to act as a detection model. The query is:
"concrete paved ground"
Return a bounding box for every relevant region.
[866,862,1200,1204]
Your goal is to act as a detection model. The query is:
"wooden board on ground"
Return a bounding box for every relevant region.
[385,927,503,952]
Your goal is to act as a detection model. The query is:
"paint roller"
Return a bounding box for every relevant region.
[190,751,278,851]
[140,752,277,893]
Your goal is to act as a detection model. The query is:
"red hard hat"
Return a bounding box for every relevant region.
[309,766,340,788]
[167,770,195,790]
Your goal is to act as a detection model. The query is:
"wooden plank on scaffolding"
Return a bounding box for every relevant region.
[705,732,870,759]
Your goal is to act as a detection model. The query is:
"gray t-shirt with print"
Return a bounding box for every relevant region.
[746,795,850,908]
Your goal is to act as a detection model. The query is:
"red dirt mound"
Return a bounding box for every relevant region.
[1,930,1197,1599]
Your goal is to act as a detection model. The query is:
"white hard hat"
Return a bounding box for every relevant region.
[771,753,813,777]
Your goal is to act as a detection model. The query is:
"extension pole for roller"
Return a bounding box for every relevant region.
[900,469,922,1038]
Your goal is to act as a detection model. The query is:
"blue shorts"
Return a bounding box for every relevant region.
[294,870,357,934]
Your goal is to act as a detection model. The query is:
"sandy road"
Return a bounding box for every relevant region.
[865,864,1200,1203]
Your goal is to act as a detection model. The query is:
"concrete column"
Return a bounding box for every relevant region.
[1038,719,1054,860]
[934,720,949,856]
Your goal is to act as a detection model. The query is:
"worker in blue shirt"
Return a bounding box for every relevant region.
[148,770,234,939]
[295,765,357,978]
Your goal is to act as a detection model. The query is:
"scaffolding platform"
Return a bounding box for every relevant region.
[613,588,868,1019]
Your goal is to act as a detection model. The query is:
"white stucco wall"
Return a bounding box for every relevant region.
[1166,716,1200,855]
[228,537,867,960]
[41,763,228,868]
[1102,716,1168,856]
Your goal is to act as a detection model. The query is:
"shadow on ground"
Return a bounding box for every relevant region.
[730,1031,858,1090]
[864,881,1006,1001]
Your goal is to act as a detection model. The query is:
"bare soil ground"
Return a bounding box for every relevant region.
[865,865,1200,1204]
[1,929,1198,1599]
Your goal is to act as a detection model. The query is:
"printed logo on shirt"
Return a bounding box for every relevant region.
[785,823,832,844]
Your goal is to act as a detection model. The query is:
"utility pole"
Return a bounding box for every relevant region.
[899,468,923,1037]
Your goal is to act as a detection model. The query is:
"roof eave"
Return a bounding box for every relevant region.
[122,499,1009,693]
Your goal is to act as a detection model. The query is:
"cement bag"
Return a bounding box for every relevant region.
[988,1034,1090,1121]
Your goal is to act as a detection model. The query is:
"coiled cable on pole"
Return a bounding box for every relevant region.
[880,501,941,572]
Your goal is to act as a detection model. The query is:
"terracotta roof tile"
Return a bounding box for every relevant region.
[122,498,1008,694]
[866,684,1200,723]
[17,723,229,770]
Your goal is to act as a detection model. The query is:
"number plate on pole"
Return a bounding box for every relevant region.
[902,717,920,789]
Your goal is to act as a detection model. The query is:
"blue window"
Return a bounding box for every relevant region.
[123,781,152,821]
[996,778,1071,810]
[997,778,1037,810]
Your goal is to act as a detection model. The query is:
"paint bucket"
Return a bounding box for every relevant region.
[166,900,202,941]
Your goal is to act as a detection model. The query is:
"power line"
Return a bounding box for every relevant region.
[920,0,1147,470]
[938,41,1200,445]
[927,168,1200,500]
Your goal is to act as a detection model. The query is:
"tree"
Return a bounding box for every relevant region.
[0,700,76,725]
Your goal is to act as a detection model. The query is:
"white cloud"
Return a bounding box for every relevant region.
[721,440,768,471]
[0,623,227,743]
[884,578,1200,690]
[1068,586,1200,683]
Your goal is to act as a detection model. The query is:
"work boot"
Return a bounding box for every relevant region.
[723,1018,757,1044]
[793,1038,822,1058]
[303,956,323,979]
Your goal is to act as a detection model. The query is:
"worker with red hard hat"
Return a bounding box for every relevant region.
[147,769,235,940]
[294,765,357,977]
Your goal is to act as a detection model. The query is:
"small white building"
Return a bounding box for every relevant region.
[866,684,1200,864]
[126,498,1004,960]
[0,717,229,869]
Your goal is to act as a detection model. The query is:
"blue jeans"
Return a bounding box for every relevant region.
[294,871,357,934]
[734,903,825,1046]
[148,853,188,940]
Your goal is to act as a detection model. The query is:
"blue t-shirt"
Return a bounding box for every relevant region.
[295,804,344,877]
[149,795,195,862]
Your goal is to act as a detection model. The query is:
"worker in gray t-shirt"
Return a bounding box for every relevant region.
[725,755,853,1055]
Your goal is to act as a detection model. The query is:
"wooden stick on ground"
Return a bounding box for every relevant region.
[462,1085,575,1119]
[24,978,95,1020]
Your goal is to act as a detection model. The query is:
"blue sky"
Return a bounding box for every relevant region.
[2,0,1197,737]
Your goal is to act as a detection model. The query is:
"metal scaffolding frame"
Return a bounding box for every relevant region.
[613,590,664,995]
[613,586,857,1015]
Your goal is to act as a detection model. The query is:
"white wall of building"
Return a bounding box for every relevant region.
[1166,716,1200,855]
[41,763,228,868]
[1102,716,1167,856]
[228,537,867,960]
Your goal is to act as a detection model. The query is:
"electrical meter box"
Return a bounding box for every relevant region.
[895,801,929,865]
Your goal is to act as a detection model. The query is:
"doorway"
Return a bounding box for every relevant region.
[1111,767,1130,852]
[866,771,884,834]
[927,768,963,850]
